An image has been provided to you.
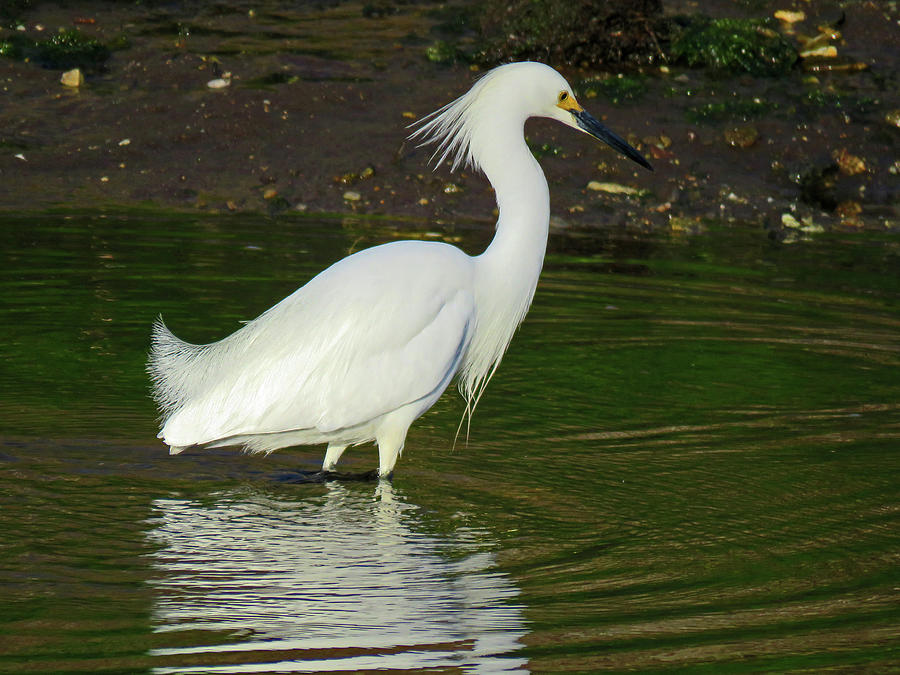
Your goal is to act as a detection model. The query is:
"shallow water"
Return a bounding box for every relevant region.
[0,211,898,673]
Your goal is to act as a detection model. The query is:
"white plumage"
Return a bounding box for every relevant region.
[148,61,650,477]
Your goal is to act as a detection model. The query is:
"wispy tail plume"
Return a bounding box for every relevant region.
[147,316,208,417]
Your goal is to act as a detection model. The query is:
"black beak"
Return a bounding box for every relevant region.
[574,109,653,171]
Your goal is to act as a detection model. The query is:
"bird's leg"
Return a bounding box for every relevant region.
[376,437,405,479]
[322,444,347,472]
[374,408,416,478]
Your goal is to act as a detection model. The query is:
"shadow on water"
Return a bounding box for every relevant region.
[147,482,528,674]
[270,468,380,482]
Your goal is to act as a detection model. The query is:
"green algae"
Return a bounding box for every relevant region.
[579,74,648,105]
[477,0,664,66]
[425,39,461,64]
[685,98,777,123]
[35,28,110,70]
[0,28,111,71]
[671,17,797,76]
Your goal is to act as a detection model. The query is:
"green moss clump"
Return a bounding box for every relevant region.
[671,17,797,76]
[802,88,880,114]
[685,99,777,123]
[425,40,460,64]
[0,28,111,71]
[35,29,110,70]
[0,34,28,59]
[580,74,647,105]
[479,0,665,66]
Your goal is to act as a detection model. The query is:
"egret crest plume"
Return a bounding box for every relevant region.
[409,66,504,172]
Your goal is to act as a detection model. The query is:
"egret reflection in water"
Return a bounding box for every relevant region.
[147,482,527,673]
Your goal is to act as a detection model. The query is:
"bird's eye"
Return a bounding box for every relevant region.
[558,91,569,103]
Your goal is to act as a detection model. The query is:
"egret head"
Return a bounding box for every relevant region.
[548,82,653,172]
[411,61,652,173]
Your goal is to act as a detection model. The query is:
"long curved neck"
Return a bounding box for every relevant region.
[477,122,550,277]
[456,115,552,409]
[460,120,549,391]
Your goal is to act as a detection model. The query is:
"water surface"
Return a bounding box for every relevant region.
[0,211,897,672]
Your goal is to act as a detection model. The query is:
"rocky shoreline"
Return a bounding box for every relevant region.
[1,0,898,238]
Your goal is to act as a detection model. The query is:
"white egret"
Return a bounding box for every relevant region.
[148,61,651,478]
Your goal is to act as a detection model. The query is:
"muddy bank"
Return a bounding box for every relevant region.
[1,0,898,236]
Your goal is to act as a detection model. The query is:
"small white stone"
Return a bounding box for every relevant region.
[207,78,230,89]
[343,190,361,202]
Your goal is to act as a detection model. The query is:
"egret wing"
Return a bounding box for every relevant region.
[159,241,474,447]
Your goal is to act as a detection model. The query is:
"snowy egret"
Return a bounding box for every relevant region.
[148,61,651,477]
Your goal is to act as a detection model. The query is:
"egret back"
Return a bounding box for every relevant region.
[149,241,476,450]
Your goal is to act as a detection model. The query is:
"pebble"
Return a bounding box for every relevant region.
[798,32,837,51]
[781,213,800,228]
[835,201,862,218]
[774,9,805,23]
[587,181,639,195]
[833,148,866,176]
[724,125,759,148]
[342,190,361,202]
[782,213,823,233]
[60,68,84,88]
[207,78,230,89]
[669,216,696,232]
[803,62,867,73]
[800,45,838,59]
